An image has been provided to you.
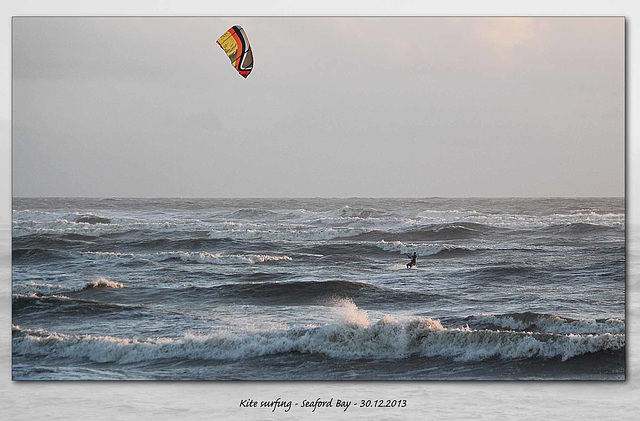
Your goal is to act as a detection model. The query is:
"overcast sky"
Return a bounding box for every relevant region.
[12,17,624,198]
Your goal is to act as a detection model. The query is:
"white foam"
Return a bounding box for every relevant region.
[160,251,292,265]
[82,251,136,259]
[84,278,124,289]
[207,227,367,241]
[13,305,625,364]
[472,314,626,335]
[13,278,124,295]
[414,209,624,229]
[12,216,219,237]
[81,251,292,265]
[13,293,72,301]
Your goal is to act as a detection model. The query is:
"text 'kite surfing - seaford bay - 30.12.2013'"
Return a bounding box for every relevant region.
[217,25,253,78]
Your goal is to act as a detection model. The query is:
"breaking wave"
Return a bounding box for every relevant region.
[82,279,125,289]
[13,279,125,297]
[81,251,292,265]
[13,302,624,363]
[468,312,625,335]
[162,252,292,265]
[207,227,366,241]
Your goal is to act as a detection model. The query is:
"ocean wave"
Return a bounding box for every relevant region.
[235,272,298,283]
[23,280,439,307]
[165,252,292,265]
[12,233,98,252]
[14,231,231,252]
[207,227,367,242]
[468,312,625,335]
[12,294,142,315]
[229,208,281,219]
[12,224,146,238]
[12,217,211,238]
[345,223,487,242]
[408,210,624,232]
[300,242,391,258]
[12,302,625,363]
[272,206,391,223]
[13,293,73,311]
[559,211,623,217]
[56,280,439,307]
[13,279,125,297]
[541,223,619,234]
[333,206,388,219]
[73,213,112,224]
[375,241,474,257]
[13,282,71,296]
[83,279,125,289]
[13,247,70,262]
[470,264,539,278]
[13,280,128,314]
[81,251,292,265]
[374,241,575,258]
[189,280,440,305]
[123,236,230,250]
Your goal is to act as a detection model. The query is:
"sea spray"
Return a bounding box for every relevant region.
[333,298,370,327]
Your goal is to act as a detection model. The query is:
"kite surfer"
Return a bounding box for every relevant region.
[406,252,417,269]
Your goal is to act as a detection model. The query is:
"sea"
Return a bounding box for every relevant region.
[11,197,625,381]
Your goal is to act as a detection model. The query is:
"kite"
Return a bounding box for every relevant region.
[216,25,253,78]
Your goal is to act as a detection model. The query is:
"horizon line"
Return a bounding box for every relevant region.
[12,195,626,200]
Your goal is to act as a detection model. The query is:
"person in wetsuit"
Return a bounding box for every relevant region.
[406,252,417,269]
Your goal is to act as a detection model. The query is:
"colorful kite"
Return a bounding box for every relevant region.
[216,25,253,78]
